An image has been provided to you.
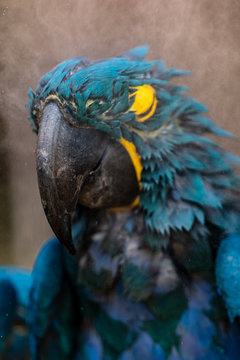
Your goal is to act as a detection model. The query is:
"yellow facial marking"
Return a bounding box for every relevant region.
[108,139,142,212]
[120,137,142,184]
[86,99,95,108]
[45,94,62,104]
[130,84,157,122]
[108,196,140,212]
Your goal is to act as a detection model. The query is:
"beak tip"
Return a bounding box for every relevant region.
[57,232,77,255]
[47,213,77,255]
[66,242,77,255]
[57,226,77,255]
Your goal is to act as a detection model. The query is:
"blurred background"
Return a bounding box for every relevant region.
[0,0,239,267]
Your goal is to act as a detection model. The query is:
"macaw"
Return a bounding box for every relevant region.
[1,46,240,359]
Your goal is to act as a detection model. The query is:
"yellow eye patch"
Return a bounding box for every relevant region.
[130,84,157,122]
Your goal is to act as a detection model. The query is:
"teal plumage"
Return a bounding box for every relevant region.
[1,46,240,359]
[27,46,240,250]
[216,233,240,322]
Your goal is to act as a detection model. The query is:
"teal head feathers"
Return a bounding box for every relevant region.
[27,46,240,252]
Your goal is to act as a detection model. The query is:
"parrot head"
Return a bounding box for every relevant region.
[27,46,240,255]
[35,100,139,253]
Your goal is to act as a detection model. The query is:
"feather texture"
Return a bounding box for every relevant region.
[1,47,240,359]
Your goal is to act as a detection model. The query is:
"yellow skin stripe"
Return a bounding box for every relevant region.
[109,196,140,212]
[119,137,142,183]
[109,138,143,211]
[130,84,157,122]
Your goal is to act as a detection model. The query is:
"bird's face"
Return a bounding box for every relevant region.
[32,56,162,254]
[36,101,140,254]
[32,49,227,255]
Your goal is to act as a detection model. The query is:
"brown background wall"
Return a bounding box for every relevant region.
[0,0,239,267]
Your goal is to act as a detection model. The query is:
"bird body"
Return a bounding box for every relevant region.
[1,46,240,359]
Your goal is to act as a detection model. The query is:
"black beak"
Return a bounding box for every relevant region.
[36,102,138,254]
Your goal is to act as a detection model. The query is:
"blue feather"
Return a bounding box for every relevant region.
[120,46,149,60]
[215,233,240,322]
